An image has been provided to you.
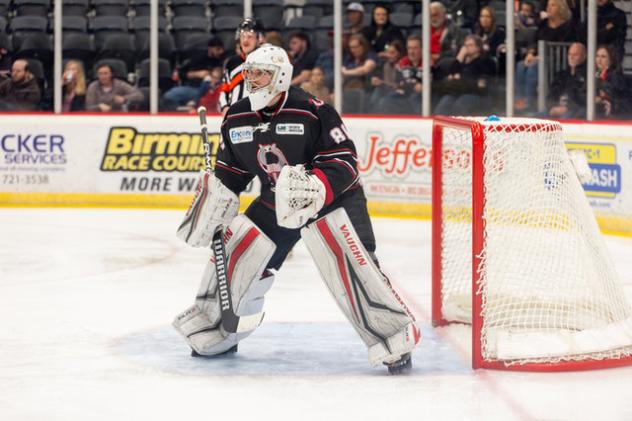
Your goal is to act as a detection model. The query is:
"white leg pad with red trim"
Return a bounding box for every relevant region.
[173,215,276,356]
[301,208,421,366]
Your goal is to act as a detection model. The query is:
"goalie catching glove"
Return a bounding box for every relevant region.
[177,171,239,247]
[275,164,327,229]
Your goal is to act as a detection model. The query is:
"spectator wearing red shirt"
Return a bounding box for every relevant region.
[430,1,463,64]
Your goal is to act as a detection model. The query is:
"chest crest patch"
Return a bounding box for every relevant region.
[257,143,288,183]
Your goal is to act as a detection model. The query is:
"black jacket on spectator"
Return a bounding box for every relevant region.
[597,1,627,60]
[362,22,404,54]
[291,47,319,79]
[0,77,41,110]
[596,67,630,118]
[437,54,497,96]
[548,62,587,114]
[534,18,577,46]
[179,52,227,87]
[473,24,506,57]
[62,86,86,111]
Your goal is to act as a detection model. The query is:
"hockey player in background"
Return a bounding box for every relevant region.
[174,44,420,374]
[219,18,265,116]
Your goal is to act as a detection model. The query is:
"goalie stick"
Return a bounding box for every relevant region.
[197,107,264,334]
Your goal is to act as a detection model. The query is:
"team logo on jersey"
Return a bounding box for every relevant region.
[229,126,253,144]
[275,123,304,135]
[253,122,271,133]
[257,143,288,183]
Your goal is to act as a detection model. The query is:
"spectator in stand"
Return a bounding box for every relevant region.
[595,44,629,119]
[362,4,404,60]
[315,32,335,90]
[346,2,365,35]
[163,37,227,111]
[0,32,11,76]
[368,39,406,113]
[515,1,538,30]
[596,0,627,61]
[429,1,463,64]
[197,67,224,113]
[539,0,580,24]
[300,66,332,105]
[287,31,318,87]
[434,35,497,115]
[61,60,87,112]
[342,34,378,92]
[474,6,506,58]
[379,35,423,114]
[86,63,143,112]
[546,42,587,118]
[515,0,576,112]
[265,31,284,48]
[0,59,41,111]
[342,34,378,113]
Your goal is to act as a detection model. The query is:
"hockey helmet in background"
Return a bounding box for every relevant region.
[235,18,265,40]
[242,44,293,111]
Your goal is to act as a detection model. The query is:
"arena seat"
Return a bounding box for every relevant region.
[133,0,166,17]
[171,0,207,17]
[63,32,96,70]
[98,32,136,69]
[211,0,243,18]
[14,0,50,17]
[137,57,174,91]
[15,32,52,68]
[93,0,130,17]
[172,15,209,49]
[63,0,90,17]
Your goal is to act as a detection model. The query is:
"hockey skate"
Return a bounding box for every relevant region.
[384,353,412,375]
[190,344,238,358]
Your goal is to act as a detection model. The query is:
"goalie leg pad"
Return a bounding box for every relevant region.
[301,208,421,366]
[173,215,276,356]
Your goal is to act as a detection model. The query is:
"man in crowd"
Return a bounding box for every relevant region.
[85,63,143,112]
[380,35,423,114]
[163,37,227,111]
[346,2,365,35]
[288,31,318,87]
[430,1,463,64]
[547,42,587,118]
[0,59,41,110]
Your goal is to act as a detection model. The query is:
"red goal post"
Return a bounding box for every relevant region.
[431,116,632,371]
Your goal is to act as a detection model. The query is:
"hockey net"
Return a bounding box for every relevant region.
[432,116,632,371]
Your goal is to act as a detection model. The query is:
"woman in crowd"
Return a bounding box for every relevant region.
[515,0,576,111]
[433,35,497,116]
[362,4,404,59]
[368,39,406,113]
[474,6,505,57]
[342,34,378,113]
[61,60,87,112]
[300,66,332,105]
[595,44,629,118]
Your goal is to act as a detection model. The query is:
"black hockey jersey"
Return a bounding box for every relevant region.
[215,86,360,210]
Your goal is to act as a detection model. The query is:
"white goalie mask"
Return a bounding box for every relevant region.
[243,44,293,111]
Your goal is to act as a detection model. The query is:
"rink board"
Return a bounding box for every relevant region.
[0,114,630,236]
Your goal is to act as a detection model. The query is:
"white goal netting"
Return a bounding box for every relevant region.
[438,117,632,366]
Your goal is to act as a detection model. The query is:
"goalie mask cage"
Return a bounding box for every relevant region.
[431,116,632,371]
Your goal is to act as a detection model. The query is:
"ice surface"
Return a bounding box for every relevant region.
[1,208,631,421]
